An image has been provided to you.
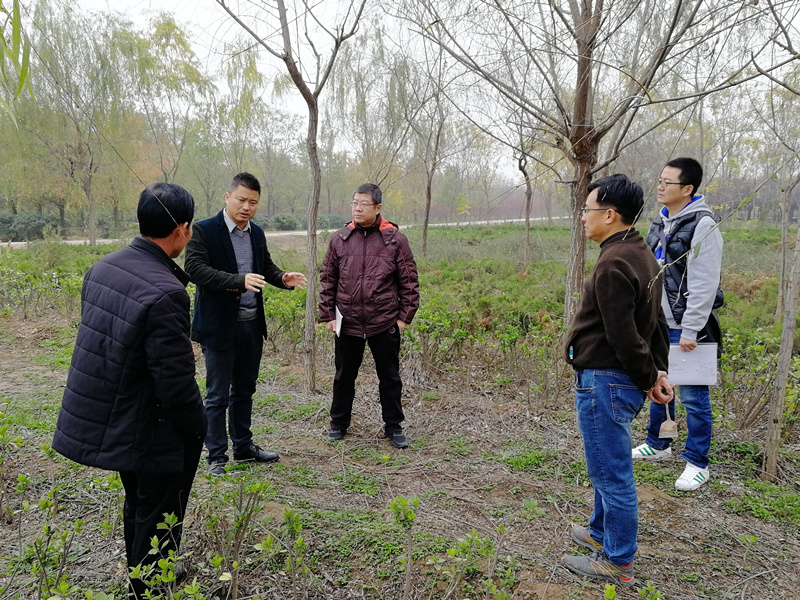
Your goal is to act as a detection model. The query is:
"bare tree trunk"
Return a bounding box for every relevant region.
[82,171,97,246]
[422,168,433,257]
[762,222,800,481]
[303,103,321,393]
[518,157,533,268]
[775,176,799,321]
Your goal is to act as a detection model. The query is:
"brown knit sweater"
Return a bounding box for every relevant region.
[564,229,670,391]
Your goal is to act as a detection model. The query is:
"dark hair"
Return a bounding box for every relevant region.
[355,183,382,205]
[665,157,703,196]
[138,183,195,238]
[230,172,261,195]
[587,174,643,226]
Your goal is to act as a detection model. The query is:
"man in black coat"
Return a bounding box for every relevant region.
[52,183,207,599]
[185,172,306,476]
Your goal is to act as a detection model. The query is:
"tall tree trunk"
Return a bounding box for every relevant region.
[422,168,433,257]
[563,19,597,319]
[776,177,799,321]
[82,171,97,246]
[518,157,533,268]
[762,222,800,481]
[303,102,321,393]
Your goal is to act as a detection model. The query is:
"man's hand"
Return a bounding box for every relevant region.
[397,320,407,333]
[244,273,266,292]
[679,337,697,352]
[325,320,336,333]
[283,272,308,289]
[647,370,673,404]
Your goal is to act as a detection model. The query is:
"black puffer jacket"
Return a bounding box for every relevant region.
[319,215,419,338]
[52,237,207,474]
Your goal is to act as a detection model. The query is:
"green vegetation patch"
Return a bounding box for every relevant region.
[494,442,558,476]
[725,480,800,527]
[272,462,323,488]
[334,468,382,496]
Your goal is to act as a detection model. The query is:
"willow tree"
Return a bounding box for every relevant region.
[403,0,794,317]
[0,0,32,123]
[217,0,367,392]
[29,0,131,245]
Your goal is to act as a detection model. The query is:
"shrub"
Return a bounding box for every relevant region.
[268,213,302,231]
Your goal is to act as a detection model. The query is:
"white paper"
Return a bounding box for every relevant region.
[668,343,718,386]
[335,306,343,337]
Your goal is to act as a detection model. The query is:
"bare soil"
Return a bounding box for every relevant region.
[0,313,798,600]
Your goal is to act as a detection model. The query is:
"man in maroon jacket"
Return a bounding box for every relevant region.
[319,183,420,448]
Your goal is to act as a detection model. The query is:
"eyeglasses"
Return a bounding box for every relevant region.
[351,201,377,208]
[656,179,685,188]
[581,207,615,215]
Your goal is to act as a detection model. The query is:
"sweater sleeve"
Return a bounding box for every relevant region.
[681,216,723,339]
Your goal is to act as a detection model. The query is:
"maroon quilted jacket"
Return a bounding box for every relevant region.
[319,215,420,338]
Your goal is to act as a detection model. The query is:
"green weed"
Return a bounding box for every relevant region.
[335,468,382,496]
[725,480,800,526]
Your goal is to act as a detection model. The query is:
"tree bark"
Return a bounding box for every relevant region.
[762,220,800,480]
[518,156,533,268]
[776,176,799,320]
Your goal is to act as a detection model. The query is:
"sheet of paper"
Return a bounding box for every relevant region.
[668,343,718,386]
[335,306,343,337]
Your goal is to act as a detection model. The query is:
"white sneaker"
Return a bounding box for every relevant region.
[631,444,672,460]
[675,463,710,491]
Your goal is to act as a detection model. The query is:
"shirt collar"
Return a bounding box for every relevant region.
[223,208,251,233]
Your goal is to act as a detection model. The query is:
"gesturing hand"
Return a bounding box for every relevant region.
[283,272,308,290]
[244,273,266,292]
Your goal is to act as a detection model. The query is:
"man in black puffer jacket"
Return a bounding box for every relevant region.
[52,183,206,599]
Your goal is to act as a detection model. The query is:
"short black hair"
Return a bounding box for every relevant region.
[230,172,261,195]
[587,174,643,226]
[665,157,703,196]
[355,183,382,205]
[138,183,195,238]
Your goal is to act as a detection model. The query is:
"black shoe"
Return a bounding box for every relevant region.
[385,429,409,448]
[233,443,279,463]
[208,460,226,477]
[326,428,345,442]
[174,563,189,586]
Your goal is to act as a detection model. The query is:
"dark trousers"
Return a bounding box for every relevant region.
[331,326,404,432]
[120,438,203,599]
[202,320,263,463]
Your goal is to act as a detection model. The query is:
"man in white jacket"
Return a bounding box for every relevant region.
[632,157,723,491]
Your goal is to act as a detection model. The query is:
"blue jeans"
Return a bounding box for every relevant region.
[202,320,263,464]
[644,329,712,469]
[575,369,644,566]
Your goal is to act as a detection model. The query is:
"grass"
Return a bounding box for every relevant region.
[725,480,800,527]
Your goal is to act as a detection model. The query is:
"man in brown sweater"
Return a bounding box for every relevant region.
[563,174,672,587]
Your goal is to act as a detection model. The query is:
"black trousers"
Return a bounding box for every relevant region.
[331,326,404,432]
[120,438,203,599]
